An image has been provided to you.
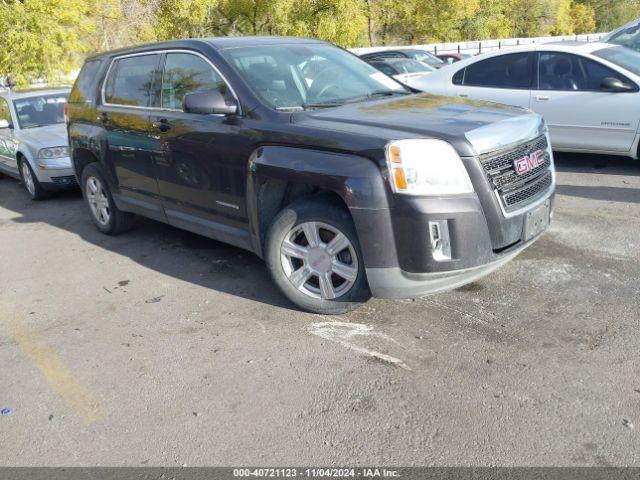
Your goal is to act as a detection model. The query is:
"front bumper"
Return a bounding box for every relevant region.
[33,157,77,190]
[365,233,539,298]
[351,189,554,300]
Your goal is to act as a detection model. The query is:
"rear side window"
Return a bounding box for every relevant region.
[104,54,160,107]
[161,52,232,109]
[69,60,101,103]
[463,53,532,89]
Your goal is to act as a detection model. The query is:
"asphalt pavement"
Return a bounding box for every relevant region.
[0,153,639,466]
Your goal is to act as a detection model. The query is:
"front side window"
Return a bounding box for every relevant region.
[161,53,232,110]
[463,53,532,89]
[104,54,159,107]
[14,94,68,129]
[221,44,408,110]
[538,52,633,91]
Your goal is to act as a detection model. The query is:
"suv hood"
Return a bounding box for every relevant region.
[294,93,544,157]
[17,123,68,149]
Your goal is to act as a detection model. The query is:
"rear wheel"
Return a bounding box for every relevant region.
[81,163,135,235]
[265,198,370,314]
[19,158,47,200]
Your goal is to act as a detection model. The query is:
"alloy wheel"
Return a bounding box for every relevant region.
[21,162,35,196]
[280,221,358,300]
[86,176,111,226]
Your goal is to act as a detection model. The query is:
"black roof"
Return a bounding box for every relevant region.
[86,36,327,61]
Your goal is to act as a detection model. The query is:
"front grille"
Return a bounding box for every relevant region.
[503,170,552,209]
[51,175,77,185]
[478,135,553,213]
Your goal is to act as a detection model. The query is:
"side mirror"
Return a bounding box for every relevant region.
[601,77,634,92]
[0,119,10,129]
[183,90,238,115]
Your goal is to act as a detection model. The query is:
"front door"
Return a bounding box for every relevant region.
[150,51,252,249]
[532,51,639,152]
[100,52,165,220]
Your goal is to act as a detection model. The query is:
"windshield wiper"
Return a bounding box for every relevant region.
[275,103,342,111]
[342,90,410,104]
[303,102,345,109]
[275,90,409,112]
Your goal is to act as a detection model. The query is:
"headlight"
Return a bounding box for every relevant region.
[386,139,474,195]
[37,146,69,159]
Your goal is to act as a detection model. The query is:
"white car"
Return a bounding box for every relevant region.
[410,42,640,158]
[0,87,74,199]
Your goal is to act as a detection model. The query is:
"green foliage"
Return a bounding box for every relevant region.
[0,0,92,85]
[2,0,639,84]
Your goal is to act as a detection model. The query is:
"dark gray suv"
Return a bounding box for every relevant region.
[67,36,555,314]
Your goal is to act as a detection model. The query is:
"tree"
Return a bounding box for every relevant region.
[0,0,92,84]
[570,1,596,34]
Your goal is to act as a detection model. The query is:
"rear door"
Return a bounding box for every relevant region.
[454,52,533,108]
[531,51,639,152]
[100,52,165,220]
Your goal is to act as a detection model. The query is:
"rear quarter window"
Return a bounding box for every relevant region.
[69,60,102,104]
[452,68,464,85]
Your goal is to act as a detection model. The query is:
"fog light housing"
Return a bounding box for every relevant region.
[429,220,451,261]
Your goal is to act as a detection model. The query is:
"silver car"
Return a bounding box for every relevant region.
[0,87,74,199]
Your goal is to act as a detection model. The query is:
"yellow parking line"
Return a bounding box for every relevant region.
[0,300,103,425]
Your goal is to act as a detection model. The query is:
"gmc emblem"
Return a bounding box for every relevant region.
[514,150,545,175]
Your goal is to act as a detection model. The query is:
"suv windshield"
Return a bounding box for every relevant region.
[221,44,409,110]
[593,46,640,77]
[14,93,68,129]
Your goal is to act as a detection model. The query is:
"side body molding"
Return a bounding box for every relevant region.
[246,146,398,267]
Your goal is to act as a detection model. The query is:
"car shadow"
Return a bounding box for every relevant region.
[553,152,640,204]
[0,178,295,311]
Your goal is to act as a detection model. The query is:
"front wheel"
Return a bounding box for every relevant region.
[265,198,371,314]
[19,159,47,200]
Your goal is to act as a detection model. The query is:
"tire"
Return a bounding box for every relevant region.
[81,163,135,235]
[19,158,47,200]
[265,197,371,314]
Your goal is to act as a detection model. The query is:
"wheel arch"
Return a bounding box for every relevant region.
[72,147,99,183]
[246,146,390,258]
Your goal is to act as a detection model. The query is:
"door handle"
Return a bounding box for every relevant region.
[153,119,171,132]
[459,93,469,98]
[98,112,109,124]
[536,95,550,101]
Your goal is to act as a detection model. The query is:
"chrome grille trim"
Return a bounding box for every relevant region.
[478,134,554,216]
